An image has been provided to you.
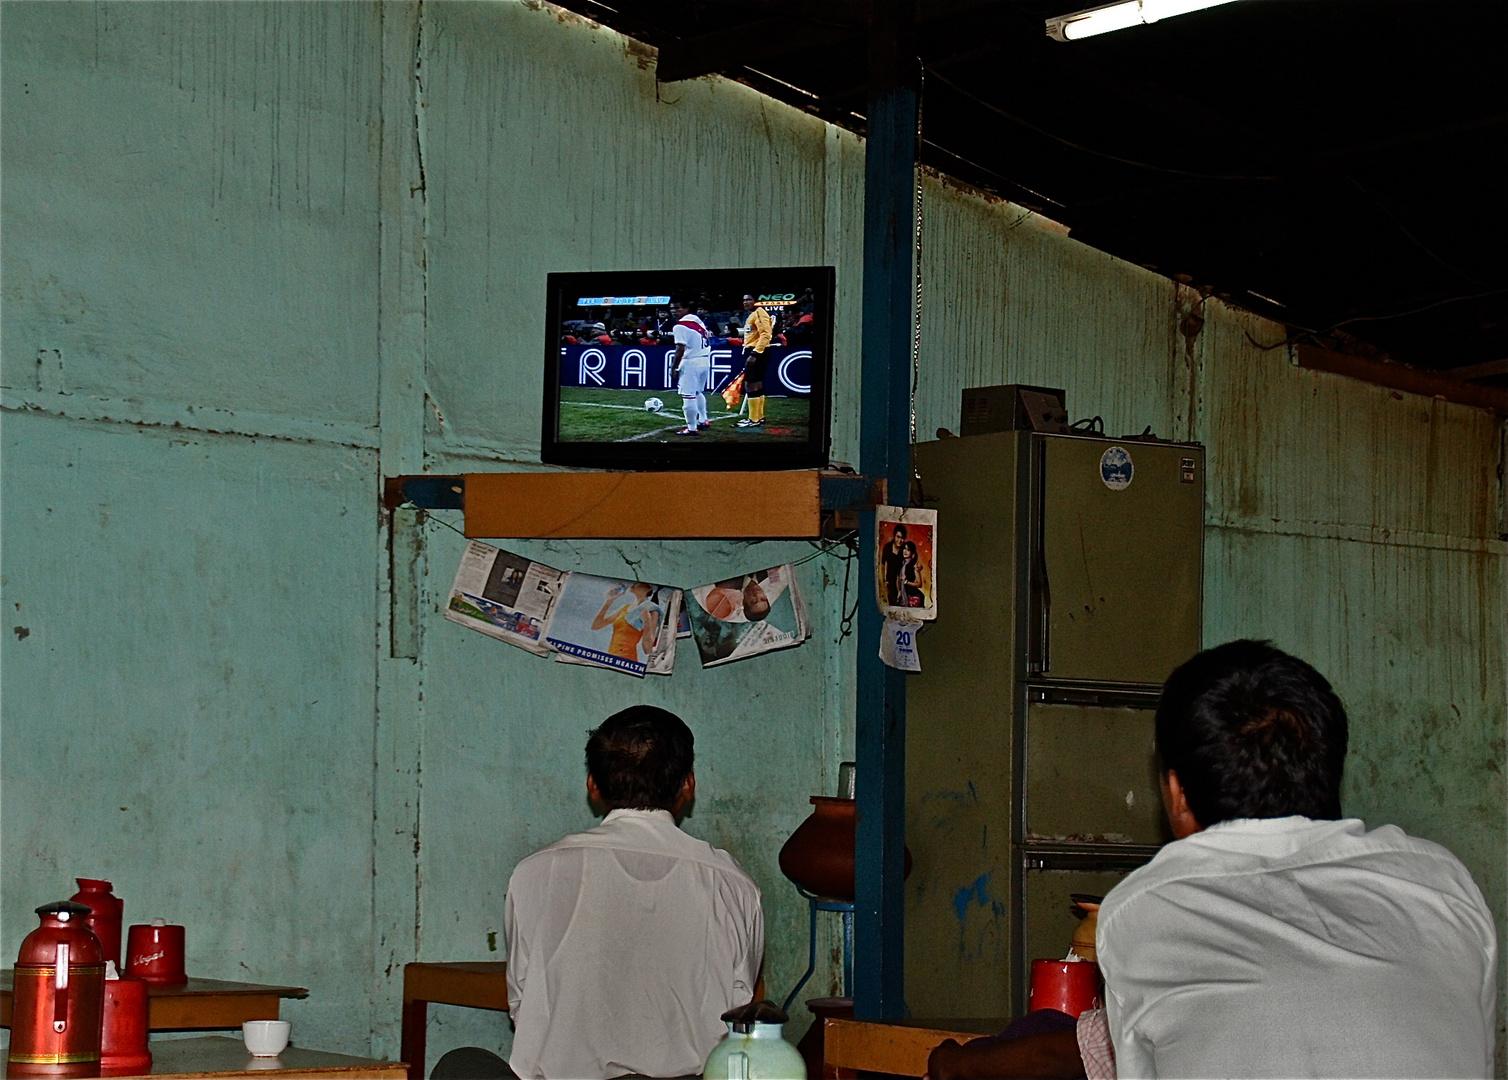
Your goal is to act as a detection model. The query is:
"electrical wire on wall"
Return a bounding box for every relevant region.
[909,61,925,501]
[834,536,860,641]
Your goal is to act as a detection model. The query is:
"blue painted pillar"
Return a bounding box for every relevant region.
[854,0,918,1021]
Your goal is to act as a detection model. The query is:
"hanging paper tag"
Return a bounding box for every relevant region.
[880,618,922,671]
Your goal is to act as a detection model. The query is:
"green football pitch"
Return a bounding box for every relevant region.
[558,387,810,444]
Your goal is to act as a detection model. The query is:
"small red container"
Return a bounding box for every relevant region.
[123,921,186,984]
[1028,958,1101,1018]
[100,976,152,1075]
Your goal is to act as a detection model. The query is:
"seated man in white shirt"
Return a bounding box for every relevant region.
[1097,639,1497,1079]
[503,705,764,1080]
[928,640,1497,1080]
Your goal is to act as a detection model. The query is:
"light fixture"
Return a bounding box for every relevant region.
[1046,0,1242,41]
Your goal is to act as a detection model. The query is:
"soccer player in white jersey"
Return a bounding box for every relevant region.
[671,299,712,436]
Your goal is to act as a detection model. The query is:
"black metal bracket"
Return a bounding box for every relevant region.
[383,475,464,511]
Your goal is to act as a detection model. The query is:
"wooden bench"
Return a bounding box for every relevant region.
[822,1016,1009,1078]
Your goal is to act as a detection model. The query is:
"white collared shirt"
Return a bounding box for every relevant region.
[505,808,763,1079]
[1097,816,1497,1079]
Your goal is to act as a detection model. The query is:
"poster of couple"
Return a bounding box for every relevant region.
[875,506,937,622]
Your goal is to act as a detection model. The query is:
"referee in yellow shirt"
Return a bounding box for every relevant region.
[736,294,774,428]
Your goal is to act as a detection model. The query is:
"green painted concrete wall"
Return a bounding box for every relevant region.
[3,0,1502,1072]
[1,2,857,1066]
[3,0,388,1052]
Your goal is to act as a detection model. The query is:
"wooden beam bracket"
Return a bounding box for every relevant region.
[819,471,888,512]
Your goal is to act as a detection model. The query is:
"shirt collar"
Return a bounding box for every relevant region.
[602,807,676,825]
[1188,815,1365,855]
[1201,816,1355,833]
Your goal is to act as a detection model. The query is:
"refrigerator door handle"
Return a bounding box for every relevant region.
[1028,441,1051,673]
[1030,547,1051,672]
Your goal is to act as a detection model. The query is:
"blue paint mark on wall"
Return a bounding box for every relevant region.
[953,872,992,922]
[952,872,1008,962]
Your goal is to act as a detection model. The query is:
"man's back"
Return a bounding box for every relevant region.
[1098,816,1497,1079]
[505,808,763,1080]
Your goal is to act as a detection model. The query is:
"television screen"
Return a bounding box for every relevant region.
[541,266,835,470]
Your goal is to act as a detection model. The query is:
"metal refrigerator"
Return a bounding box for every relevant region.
[905,427,1204,1018]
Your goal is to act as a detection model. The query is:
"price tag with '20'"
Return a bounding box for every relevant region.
[880,618,922,672]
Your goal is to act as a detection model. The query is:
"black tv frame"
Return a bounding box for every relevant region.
[541,266,835,471]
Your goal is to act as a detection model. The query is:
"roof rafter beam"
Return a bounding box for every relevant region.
[656,0,1000,85]
[1447,358,1508,381]
[656,15,859,83]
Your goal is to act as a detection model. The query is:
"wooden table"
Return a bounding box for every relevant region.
[2,1034,406,1078]
[400,962,509,1080]
[1,971,308,1031]
[822,1016,1010,1078]
[397,961,766,1080]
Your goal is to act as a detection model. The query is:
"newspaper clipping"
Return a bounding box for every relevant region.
[685,564,810,668]
[444,541,564,656]
[544,572,682,678]
[446,544,813,676]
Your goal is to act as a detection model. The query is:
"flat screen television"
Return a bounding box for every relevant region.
[541,266,835,470]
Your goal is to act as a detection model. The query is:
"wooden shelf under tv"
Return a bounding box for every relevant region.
[467,469,822,538]
[385,470,882,540]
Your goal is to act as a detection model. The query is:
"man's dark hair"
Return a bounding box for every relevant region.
[1156,640,1348,826]
[585,705,694,811]
[742,578,771,622]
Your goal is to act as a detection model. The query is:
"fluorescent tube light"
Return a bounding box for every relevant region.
[1144,0,1247,19]
[1046,0,1241,41]
[1050,3,1141,39]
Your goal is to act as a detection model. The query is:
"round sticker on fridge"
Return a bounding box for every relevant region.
[1100,446,1134,490]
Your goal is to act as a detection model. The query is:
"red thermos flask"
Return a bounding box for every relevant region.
[69,878,124,968]
[8,901,107,1078]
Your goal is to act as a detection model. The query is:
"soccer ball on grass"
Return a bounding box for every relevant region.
[644,397,664,412]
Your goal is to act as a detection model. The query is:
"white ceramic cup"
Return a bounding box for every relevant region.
[242,1019,291,1057]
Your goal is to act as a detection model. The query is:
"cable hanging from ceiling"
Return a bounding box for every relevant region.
[910,61,925,454]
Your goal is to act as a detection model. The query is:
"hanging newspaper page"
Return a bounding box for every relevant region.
[444,541,564,655]
[544,573,681,677]
[685,564,810,668]
[875,505,938,621]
